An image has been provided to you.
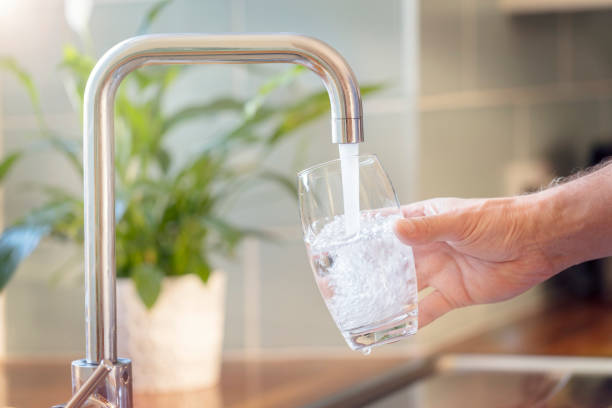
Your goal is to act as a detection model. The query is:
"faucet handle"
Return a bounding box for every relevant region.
[53,360,114,408]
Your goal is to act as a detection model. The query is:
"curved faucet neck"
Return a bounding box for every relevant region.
[83,33,364,363]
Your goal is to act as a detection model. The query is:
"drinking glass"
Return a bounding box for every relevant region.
[298,154,418,352]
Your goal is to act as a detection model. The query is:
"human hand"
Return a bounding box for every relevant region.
[394,196,557,328]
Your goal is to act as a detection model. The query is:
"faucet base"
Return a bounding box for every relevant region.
[72,358,133,407]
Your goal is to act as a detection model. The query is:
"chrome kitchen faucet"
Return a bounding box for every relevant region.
[54,33,364,407]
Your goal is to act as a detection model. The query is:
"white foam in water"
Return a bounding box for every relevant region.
[338,144,360,236]
[306,212,417,332]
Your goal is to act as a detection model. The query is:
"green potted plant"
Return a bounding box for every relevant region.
[1,0,380,391]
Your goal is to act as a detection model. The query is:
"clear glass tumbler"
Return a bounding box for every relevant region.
[298,155,418,352]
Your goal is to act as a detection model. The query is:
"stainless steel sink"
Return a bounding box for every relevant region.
[306,354,612,408]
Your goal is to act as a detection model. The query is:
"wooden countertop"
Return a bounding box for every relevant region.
[2,300,610,408]
[2,356,407,408]
[442,300,611,357]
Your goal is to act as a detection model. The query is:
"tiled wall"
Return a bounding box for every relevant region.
[420,0,612,200]
[2,0,611,357]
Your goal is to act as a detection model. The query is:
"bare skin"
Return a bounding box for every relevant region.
[395,163,612,328]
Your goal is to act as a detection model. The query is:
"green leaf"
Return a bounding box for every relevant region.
[0,57,45,128]
[162,98,244,135]
[193,105,278,155]
[132,264,164,309]
[244,66,305,119]
[0,199,80,291]
[256,169,298,198]
[32,135,83,176]
[1,55,83,175]
[129,66,182,110]
[22,182,81,203]
[156,148,171,173]
[268,90,329,145]
[360,83,386,95]
[0,57,41,110]
[192,258,211,285]
[137,0,174,35]
[29,201,83,242]
[160,65,181,89]
[202,216,277,255]
[60,45,95,79]
[115,94,165,166]
[131,67,175,91]
[0,224,50,291]
[202,216,244,253]
[21,201,78,230]
[59,45,95,106]
[0,152,21,183]
[268,83,384,145]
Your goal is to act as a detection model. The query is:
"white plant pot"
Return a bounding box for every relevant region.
[117,272,226,392]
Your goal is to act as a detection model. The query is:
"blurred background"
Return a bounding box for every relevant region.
[0,0,610,363]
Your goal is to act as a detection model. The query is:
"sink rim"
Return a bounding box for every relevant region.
[303,353,612,408]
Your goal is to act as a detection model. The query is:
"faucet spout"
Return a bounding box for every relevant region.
[82,34,364,367]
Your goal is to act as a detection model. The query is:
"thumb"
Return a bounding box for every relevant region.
[394,214,465,245]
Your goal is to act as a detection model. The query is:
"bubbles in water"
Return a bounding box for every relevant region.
[307,213,417,332]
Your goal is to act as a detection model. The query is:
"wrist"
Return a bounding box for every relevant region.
[530,166,612,272]
[528,186,583,273]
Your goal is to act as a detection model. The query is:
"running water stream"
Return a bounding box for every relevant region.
[338,144,360,235]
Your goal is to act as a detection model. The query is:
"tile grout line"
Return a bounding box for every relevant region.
[400,0,419,201]
[420,78,612,112]
[94,0,156,3]
[499,0,612,14]
[557,14,573,85]
[242,238,261,355]
[229,0,246,31]
[597,96,612,136]
[230,0,260,355]
[400,0,419,98]
[2,112,78,131]
[2,98,414,131]
[7,81,612,130]
[0,74,5,358]
[229,0,248,99]
[513,104,531,160]
[460,0,478,90]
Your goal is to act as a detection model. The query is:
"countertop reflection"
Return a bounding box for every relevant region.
[367,370,610,408]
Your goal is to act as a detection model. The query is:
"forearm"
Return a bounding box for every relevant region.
[533,162,612,271]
